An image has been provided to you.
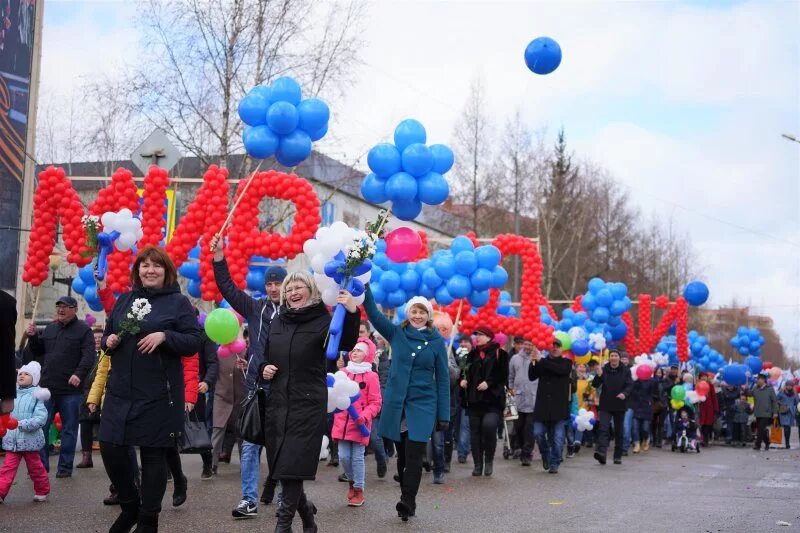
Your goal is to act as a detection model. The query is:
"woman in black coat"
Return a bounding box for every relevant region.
[460,325,508,477]
[260,271,360,533]
[591,349,633,465]
[100,246,202,533]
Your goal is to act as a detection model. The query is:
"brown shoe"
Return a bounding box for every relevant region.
[348,488,364,507]
[76,450,93,468]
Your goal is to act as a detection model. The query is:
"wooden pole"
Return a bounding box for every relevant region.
[210,161,264,251]
[448,299,465,348]
[30,284,42,323]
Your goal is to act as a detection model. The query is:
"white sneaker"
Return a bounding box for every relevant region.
[33,494,47,502]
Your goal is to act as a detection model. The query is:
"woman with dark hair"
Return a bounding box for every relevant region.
[99,246,202,533]
[260,271,360,532]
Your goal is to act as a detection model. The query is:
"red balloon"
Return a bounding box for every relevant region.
[696,381,710,396]
[5,416,18,430]
[636,365,653,381]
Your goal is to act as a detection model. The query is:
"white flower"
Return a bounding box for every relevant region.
[127,312,134,319]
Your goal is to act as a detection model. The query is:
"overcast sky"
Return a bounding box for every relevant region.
[39,1,800,358]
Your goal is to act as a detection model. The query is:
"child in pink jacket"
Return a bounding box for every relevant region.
[331,337,382,507]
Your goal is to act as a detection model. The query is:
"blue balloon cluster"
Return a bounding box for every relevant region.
[239,76,329,166]
[497,291,517,317]
[579,278,632,342]
[730,326,765,357]
[71,264,104,312]
[744,355,763,375]
[370,235,506,308]
[361,119,453,221]
[687,330,725,373]
[655,335,679,366]
[683,281,709,306]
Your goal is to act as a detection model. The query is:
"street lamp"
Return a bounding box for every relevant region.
[782,133,800,144]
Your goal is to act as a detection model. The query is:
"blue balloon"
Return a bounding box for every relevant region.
[475,245,501,269]
[380,270,401,292]
[738,345,750,356]
[722,363,747,386]
[581,292,597,311]
[491,266,509,288]
[468,290,490,308]
[296,98,329,134]
[416,171,449,205]
[244,125,279,159]
[370,283,385,303]
[469,268,492,291]
[368,143,402,178]
[419,283,435,299]
[238,86,271,126]
[394,119,426,153]
[361,173,389,204]
[744,355,763,374]
[373,252,389,269]
[524,36,562,75]
[400,270,421,291]
[607,315,621,327]
[421,268,443,289]
[87,297,104,313]
[187,279,202,298]
[309,122,328,142]
[389,261,407,274]
[387,289,407,308]
[385,172,418,202]
[267,101,299,135]
[573,311,587,325]
[572,339,589,356]
[609,300,627,316]
[446,274,471,299]
[454,251,478,276]
[588,278,605,294]
[592,307,610,323]
[429,144,454,174]
[71,277,86,295]
[609,322,627,341]
[79,265,95,285]
[83,286,99,305]
[401,143,433,178]
[179,261,200,280]
[683,281,709,306]
[609,282,627,300]
[276,130,312,167]
[391,197,423,221]
[451,236,475,255]
[270,76,302,105]
[246,270,266,291]
[595,289,613,307]
[434,285,454,305]
[433,253,456,279]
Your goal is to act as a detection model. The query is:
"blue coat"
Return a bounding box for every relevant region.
[364,288,450,443]
[2,385,48,452]
[777,390,798,427]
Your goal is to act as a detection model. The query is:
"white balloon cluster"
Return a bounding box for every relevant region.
[685,390,706,404]
[575,408,595,432]
[588,332,606,352]
[303,221,373,306]
[651,352,669,367]
[630,354,657,381]
[326,371,360,413]
[101,209,144,251]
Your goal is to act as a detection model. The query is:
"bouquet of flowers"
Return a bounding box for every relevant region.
[80,215,101,258]
[118,298,152,341]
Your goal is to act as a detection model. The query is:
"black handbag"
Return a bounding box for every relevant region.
[237,387,267,446]
[179,410,212,454]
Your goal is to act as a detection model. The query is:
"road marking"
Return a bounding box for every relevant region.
[757,473,800,489]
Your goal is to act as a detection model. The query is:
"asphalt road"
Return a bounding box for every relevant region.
[2,437,799,533]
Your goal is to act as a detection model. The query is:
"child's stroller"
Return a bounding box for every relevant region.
[502,391,519,460]
[671,406,701,454]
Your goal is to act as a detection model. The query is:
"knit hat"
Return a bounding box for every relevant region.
[351,336,377,364]
[19,361,41,386]
[473,325,494,339]
[405,296,433,319]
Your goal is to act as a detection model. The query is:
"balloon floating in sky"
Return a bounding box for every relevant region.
[524,36,562,75]
[683,280,709,306]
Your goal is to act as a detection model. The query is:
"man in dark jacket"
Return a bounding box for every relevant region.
[528,338,573,474]
[752,373,778,451]
[211,236,286,519]
[592,349,633,465]
[24,296,95,477]
[0,290,16,415]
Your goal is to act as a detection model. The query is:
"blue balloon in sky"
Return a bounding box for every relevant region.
[524,36,562,75]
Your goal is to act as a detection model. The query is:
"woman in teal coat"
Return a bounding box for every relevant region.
[363,287,450,522]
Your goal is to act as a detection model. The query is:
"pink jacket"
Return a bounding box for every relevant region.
[331,368,382,446]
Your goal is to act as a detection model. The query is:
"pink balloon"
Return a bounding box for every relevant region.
[217,345,233,358]
[229,339,247,354]
[234,312,245,326]
[493,332,508,347]
[385,227,422,262]
[198,312,207,327]
[636,364,653,381]
[84,314,97,327]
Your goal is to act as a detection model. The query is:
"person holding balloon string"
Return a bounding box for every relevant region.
[259,271,360,533]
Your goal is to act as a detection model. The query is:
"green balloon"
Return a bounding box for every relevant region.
[205,308,239,345]
[554,331,572,351]
[671,385,686,401]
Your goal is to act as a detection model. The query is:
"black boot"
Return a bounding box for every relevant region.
[104,484,120,506]
[76,450,93,468]
[274,505,296,533]
[172,475,187,507]
[261,477,277,505]
[444,439,453,473]
[109,499,139,533]
[471,457,483,476]
[396,496,416,522]
[297,498,318,533]
[483,460,494,476]
[132,511,158,533]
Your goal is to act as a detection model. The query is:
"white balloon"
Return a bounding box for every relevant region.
[311,254,327,274]
[334,371,348,382]
[344,380,359,397]
[322,287,339,306]
[303,239,318,257]
[335,395,350,411]
[118,208,133,218]
[568,327,586,341]
[327,396,337,413]
[353,293,365,306]
[101,212,116,228]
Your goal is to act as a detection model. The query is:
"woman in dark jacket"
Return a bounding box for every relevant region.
[260,271,360,533]
[591,349,633,465]
[460,325,507,477]
[629,377,657,453]
[99,246,202,533]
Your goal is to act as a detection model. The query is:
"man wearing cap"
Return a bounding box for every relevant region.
[211,235,287,519]
[510,336,524,357]
[528,338,573,474]
[23,296,95,477]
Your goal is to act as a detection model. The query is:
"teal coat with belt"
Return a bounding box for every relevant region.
[364,287,450,443]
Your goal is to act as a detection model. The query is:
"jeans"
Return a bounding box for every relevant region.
[533,420,566,469]
[597,410,625,460]
[755,417,771,449]
[469,410,501,464]
[512,412,535,458]
[41,393,83,473]
[457,408,471,458]
[631,417,651,443]
[101,442,167,514]
[622,408,633,452]
[395,432,426,505]
[664,411,673,440]
[0,451,50,499]
[338,441,366,489]
[431,426,453,474]
[369,417,388,468]
[240,440,262,503]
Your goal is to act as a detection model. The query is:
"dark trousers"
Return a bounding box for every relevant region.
[512,412,535,458]
[101,442,167,514]
[732,422,746,443]
[468,410,501,463]
[597,410,625,459]
[754,417,771,449]
[652,412,664,444]
[783,425,792,447]
[701,424,713,445]
[395,432,426,505]
[80,420,99,451]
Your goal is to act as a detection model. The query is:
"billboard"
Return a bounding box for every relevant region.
[0,0,36,289]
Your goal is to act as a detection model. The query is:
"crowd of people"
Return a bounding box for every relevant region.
[0,244,798,533]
